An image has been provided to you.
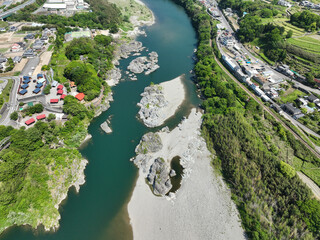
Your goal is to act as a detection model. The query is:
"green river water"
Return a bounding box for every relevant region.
[1,0,199,239]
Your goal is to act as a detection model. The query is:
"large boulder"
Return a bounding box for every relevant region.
[135,132,162,154]
[147,157,172,196]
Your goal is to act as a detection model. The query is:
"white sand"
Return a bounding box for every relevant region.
[128,109,245,240]
[158,76,185,125]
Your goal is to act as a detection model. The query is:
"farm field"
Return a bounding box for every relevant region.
[288,36,320,55]
[261,17,305,36]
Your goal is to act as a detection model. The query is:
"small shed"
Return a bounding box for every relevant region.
[36,83,43,88]
[19,89,27,95]
[57,89,63,95]
[37,74,44,79]
[21,84,29,89]
[36,114,46,120]
[23,79,31,84]
[25,118,35,125]
[57,84,63,90]
[23,76,30,80]
[60,94,66,100]
[33,88,41,94]
[50,99,59,104]
[37,78,46,84]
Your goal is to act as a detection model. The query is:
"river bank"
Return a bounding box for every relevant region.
[128,108,245,240]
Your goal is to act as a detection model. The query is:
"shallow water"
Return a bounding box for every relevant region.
[0,0,199,239]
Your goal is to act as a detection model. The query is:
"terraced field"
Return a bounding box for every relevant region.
[261,18,305,37]
[288,36,320,55]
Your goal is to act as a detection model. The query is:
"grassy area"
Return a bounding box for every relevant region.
[0,22,8,28]
[0,48,8,53]
[280,89,306,103]
[49,43,71,83]
[0,79,13,109]
[260,18,305,37]
[108,0,153,30]
[291,157,320,186]
[288,37,320,55]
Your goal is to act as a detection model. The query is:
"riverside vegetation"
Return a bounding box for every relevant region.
[174,0,320,238]
[0,2,123,235]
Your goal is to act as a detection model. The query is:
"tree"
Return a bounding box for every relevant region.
[10,111,18,120]
[43,84,51,95]
[286,30,293,39]
[47,113,56,122]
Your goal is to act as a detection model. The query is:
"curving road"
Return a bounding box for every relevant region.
[0,0,36,19]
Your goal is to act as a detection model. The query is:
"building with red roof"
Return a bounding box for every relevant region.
[57,84,63,90]
[57,89,63,95]
[50,99,59,104]
[36,114,46,120]
[60,94,66,100]
[25,118,35,125]
[75,92,85,101]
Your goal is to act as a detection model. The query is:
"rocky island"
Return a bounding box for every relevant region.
[129,109,245,240]
[127,51,159,75]
[137,75,185,128]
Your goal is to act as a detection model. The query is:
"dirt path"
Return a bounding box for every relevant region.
[297,172,320,200]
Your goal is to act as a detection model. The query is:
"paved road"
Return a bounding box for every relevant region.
[0,76,20,126]
[0,0,36,19]
[297,171,320,200]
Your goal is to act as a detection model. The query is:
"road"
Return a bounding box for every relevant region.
[297,171,320,200]
[0,76,20,126]
[0,0,36,19]
[21,57,40,76]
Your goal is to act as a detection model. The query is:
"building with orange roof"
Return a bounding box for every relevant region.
[75,93,85,101]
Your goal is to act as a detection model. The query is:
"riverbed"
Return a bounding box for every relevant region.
[0,0,199,239]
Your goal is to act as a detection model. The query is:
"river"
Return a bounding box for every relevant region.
[0,0,199,239]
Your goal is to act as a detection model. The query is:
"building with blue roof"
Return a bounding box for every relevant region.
[37,73,43,79]
[33,88,41,94]
[19,89,27,95]
[23,76,30,80]
[36,83,43,88]
[23,79,31,84]
[21,84,29,89]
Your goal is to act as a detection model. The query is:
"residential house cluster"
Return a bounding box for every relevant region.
[300,0,320,9]
[278,0,292,7]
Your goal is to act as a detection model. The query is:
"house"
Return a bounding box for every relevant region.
[13,56,22,63]
[36,114,46,120]
[298,98,308,106]
[25,118,35,126]
[17,42,26,48]
[307,94,319,103]
[0,57,7,64]
[24,33,35,40]
[70,81,76,88]
[75,92,85,101]
[0,28,6,32]
[57,84,63,90]
[11,43,21,52]
[50,99,59,104]
[37,73,44,79]
[32,40,45,51]
[271,104,283,113]
[23,49,35,58]
[282,103,301,116]
[23,76,31,80]
[57,89,63,95]
[37,78,46,84]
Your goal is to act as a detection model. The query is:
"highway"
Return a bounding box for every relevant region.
[0,0,36,19]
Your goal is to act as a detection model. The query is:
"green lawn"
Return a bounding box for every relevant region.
[280,89,306,103]
[291,157,320,186]
[0,79,13,109]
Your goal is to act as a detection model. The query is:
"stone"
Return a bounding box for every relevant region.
[100,121,112,134]
[135,132,163,154]
[119,40,144,59]
[127,51,160,75]
[169,169,176,177]
[147,157,172,196]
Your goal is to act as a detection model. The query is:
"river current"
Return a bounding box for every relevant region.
[1,0,199,239]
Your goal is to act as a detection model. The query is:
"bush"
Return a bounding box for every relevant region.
[10,111,18,120]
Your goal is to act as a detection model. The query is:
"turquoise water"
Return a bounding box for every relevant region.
[1,0,198,239]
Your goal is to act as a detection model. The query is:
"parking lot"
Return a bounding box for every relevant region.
[17,75,46,99]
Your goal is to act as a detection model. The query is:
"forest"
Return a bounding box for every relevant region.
[8,0,122,32]
[173,0,320,238]
[290,10,320,31]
